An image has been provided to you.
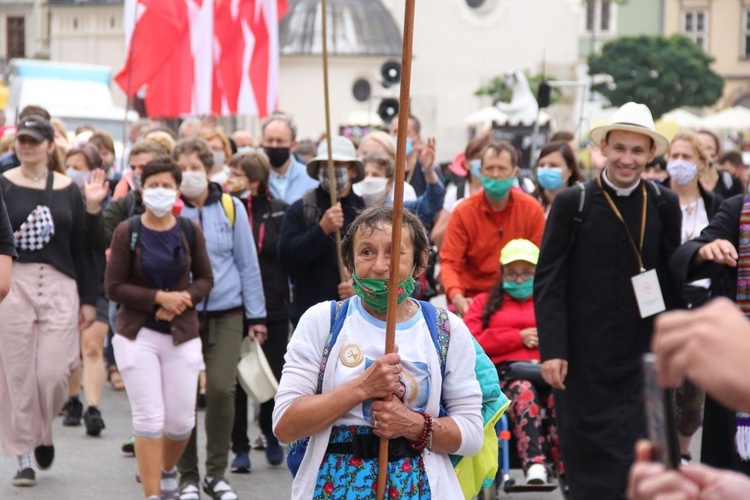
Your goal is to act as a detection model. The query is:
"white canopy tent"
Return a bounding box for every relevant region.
[658,109,702,129]
[700,106,750,131]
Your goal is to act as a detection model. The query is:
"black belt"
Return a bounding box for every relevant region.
[325,434,420,462]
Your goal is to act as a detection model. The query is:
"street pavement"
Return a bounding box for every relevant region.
[0,387,292,499]
[0,383,571,499]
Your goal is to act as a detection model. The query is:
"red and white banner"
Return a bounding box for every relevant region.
[115,0,288,118]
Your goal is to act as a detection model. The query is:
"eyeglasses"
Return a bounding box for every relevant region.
[504,271,535,281]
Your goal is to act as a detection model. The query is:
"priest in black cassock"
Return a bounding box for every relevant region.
[534,102,684,499]
[669,193,750,477]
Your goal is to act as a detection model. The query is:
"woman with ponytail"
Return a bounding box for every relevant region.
[464,239,563,486]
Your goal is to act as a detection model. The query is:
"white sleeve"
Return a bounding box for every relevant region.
[441,311,484,457]
[442,185,458,212]
[272,301,331,442]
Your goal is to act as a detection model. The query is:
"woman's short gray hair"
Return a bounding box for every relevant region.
[341,206,430,276]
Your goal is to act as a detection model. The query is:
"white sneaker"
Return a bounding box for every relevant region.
[526,463,548,485]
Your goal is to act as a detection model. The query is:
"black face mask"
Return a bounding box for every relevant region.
[264,147,291,169]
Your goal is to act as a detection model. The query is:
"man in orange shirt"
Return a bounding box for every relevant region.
[440,140,545,316]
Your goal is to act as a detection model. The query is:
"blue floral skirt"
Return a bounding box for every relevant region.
[313,425,431,499]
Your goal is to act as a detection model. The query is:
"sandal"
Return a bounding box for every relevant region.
[179,483,200,500]
[108,365,125,391]
[202,477,237,500]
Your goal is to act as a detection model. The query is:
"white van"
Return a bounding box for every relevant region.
[5,58,139,148]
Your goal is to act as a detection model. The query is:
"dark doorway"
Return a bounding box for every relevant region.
[7,16,25,59]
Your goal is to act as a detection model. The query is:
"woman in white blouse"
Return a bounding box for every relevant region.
[273,207,483,499]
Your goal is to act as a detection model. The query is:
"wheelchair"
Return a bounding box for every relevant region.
[479,412,570,499]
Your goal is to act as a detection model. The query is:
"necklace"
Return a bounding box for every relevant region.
[20,168,47,182]
[399,300,414,323]
[682,199,701,241]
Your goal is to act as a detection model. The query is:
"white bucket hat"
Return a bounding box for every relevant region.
[306,136,365,183]
[589,102,669,156]
[237,338,278,404]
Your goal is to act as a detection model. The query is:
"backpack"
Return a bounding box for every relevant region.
[569,178,667,246]
[127,215,196,253]
[286,298,509,499]
[301,190,322,228]
[220,192,236,227]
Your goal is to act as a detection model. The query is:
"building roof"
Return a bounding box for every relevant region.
[280,0,402,56]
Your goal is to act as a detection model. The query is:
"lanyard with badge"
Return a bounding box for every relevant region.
[597,176,666,318]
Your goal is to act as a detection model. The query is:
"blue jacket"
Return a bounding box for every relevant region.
[400,176,445,228]
[181,184,266,322]
[269,155,319,205]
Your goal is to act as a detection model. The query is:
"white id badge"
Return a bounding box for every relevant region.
[631,269,666,318]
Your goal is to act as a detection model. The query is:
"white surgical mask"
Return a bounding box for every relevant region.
[352,177,389,207]
[213,151,226,169]
[142,188,177,218]
[666,159,698,186]
[180,171,208,198]
[210,169,228,187]
[66,168,91,189]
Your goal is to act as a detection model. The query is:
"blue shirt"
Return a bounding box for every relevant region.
[268,155,319,204]
[140,223,185,333]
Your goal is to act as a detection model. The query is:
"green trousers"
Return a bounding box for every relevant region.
[178,314,243,484]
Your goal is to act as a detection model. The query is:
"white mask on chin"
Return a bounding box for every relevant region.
[142,188,177,218]
[353,177,389,207]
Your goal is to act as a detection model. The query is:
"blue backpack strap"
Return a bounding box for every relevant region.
[420,300,451,417]
[419,300,449,377]
[315,298,350,394]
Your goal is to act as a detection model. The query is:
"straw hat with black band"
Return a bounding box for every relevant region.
[589,102,669,157]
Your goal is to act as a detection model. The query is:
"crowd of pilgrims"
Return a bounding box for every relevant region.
[0,101,748,499]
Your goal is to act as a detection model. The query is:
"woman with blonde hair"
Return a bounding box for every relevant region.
[199,129,232,186]
[662,131,723,464]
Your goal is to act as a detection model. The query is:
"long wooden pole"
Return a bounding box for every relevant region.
[320,0,347,282]
[377,1,416,498]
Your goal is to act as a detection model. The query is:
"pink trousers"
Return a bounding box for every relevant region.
[114,328,202,439]
[0,263,80,456]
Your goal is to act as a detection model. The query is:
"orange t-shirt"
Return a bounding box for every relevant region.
[439,189,546,301]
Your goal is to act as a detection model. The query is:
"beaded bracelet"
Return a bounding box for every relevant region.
[408,411,433,451]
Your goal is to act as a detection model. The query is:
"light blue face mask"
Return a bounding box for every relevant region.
[470,159,482,179]
[393,136,414,156]
[537,167,565,190]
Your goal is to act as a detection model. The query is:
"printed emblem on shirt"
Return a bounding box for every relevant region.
[340,343,364,367]
[362,359,429,420]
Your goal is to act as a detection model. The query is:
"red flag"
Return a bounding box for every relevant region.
[115,0,194,117]
[116,0,287,118]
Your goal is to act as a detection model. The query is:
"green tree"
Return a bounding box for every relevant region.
[588,35,724,119]
[474,72,561,106]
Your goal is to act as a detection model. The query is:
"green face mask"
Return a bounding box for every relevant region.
[481,176,515,200]
[504,278,534,300]
[352,272,416,314]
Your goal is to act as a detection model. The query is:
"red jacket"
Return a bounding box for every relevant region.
[463,291,540,364]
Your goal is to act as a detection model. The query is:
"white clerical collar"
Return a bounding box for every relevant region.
[602,169,640,197]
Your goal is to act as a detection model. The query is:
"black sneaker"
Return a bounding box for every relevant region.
[12,468,35,487]
[62,397,83,426]
[83,406,105,436]
[34,445,54,470]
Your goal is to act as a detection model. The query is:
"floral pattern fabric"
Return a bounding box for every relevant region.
[502,379,565,475]
[313,426,431,499]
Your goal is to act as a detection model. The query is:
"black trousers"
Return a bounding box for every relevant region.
[231,318,290,453]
